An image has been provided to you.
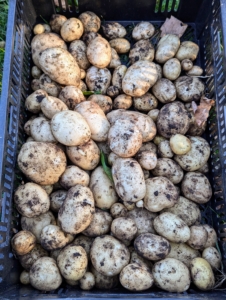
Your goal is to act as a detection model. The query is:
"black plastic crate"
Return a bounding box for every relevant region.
[1,0,226,298]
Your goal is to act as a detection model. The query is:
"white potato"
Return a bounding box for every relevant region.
[59,86,85,110]
[18,244,48,271]
[91,265,118,289]
[175,76,205,102]
[158,140,173,158]
[11,230,36,256]
[190,258,215,290]
[187,225,208,250]
[152,78,176,103]
[137,150,157,170]
[86,66,111,94]
[25,89,47,113]
[20,270,30,285]
[60,18,84,42]
[112,65,127,90]
[50,14,67,33]
[108,47,121,68]
[113,94,132,109]
[32,66,42,79]
[50,190,67,213]
[39,74,61,97]
[78,11,100,32]
[102,22,126,39]
[129,39,155,64]
[176,41,199,61]
[181,58,193,71]
[170,134,191,155]
[109,38,130,54]
[163,58,181,80]
[167,243,200,267]
[202,247,221,270]
[83,209,112,237]
[111,217,137,243]
[87,37,112,68]
[60,165,90,189]
[80,272,95,290]
[155,34,180,64]
[30,117,57,143]
[132,22,155,40]
[40,96,68,119]
[110,203,127,218]
[69,40,90,70]
[88,94,112,114]
[133,92,158,112]
[187,66,203,76]
[203,225,217,248]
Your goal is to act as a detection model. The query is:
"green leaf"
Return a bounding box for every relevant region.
[83,90,102,96]
[100,151,113,182]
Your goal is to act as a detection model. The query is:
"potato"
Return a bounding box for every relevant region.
[79,11,100,32]
[123,201,136,211]
[51,111,91,146]
[151,158,184,184]
[32,66,42,79]
[181,58,193,71]
[69,40,90,70]
[60,18,83,42]
[167,242,200,267]
[21,211,56,243]
[153,258,190,292]
[107,85,120,97]
[30,257,62,291]
[110,203,127,218]
[162,196,201,226]
[58,185,95,234]
[132,22,155,40]
[181,172,212,204]
[14,182,50,218]
[139,141,157,154]
[39,74,61,97]
[20,270,30,285]
[113,94,132,109]
[109,38,130,54]
[39,47,81,86]
[203,225,217,248]
[154,213,190,243]
[137,150,157,170]
[18,244,48,271]
[157,101,190,138]
[59,86,85,110]
[108,47,121,68]
[60,166,90,189]
[79,80,88,91]
[11,230,36,255]
[82,31,100,45]
[155,63,162,80]
[112,65,127,90]
[102,22,126,39]
[170,134,191,155]
[72,235,94,258]
[111,217,137,244]
[80,272,95,290]
[50,14,67,33]
[175,76,205,102]
[25,89,47,113]
[40,96,68,119]
[133,92,158,112]
[33,24,45,35]
[83,209,112,237]
[40,184,53,195]
[197,162,209,174]
[129,248,153,270]
[187,225,208,250]
[122,61,158,97]
[30,117,57,143]
[75,101,110,142]
[57,245,88,280]
[187,66,203,76]
[89,166,118,209]
[202,247,221,270]
[80,69,86,79]
[129,39,155,64]
[88,94,112,114]
[143,169,150,180]
[91,265,118,289]
[17,142,66,185]
[87,37,112,68]
[155,34,180,64]
[190,258,215,290]
[158,140,173,158]
[176,41,199,61]
[86,66,111,94]
[144,177,179,212]
[66,140,100,171]
[50,190,67,212]
[31,79,41,91]
[90,235,130,276]
[31,33,67,68]
[112,158,146,203]
[163,58,181,80]
[152,78,176,104]
[108,151,120,166]
[24,116,36,136]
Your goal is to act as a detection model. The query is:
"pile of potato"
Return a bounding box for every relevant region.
[12,11,221,292]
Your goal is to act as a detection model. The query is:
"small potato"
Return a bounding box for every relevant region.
[137,151,157,170]
[91,265,119,289]
[158,140,173,158]
[11,231,36,255]
[50,190,67,212]
[57,245,88,281]
[72,235,94,258]
[80,272,95,290]
[114,94,132,109]
[111,217,137,243]
[187,66,203,76]
[31,79,41,91]
[18,244,48,271]
[163,58,181,80]
[203,225,217,248]
[102,22,126,39]
[87,37,112,68]
[80,69,86,79]
[120,263,154,291]
[181,59,193,71]
[60,18,84,42]
[155,64,162,80]
[20,270,30,285]
[175,76,205,102]
[25,89,47,113]
[78,11,100,32]
[162,196,201,226]
[197,162,209,174]
[90,235,130,276]
[66,140,100,171]
[69,40,90,70]
[107,86,120,97]
[33,24,45,35]
[59,86,85,110]
[167,242,200,267]
[39,74,61,97]
[82,31,100,45]
[123,201,136,211]
[51,111,91,146]
[110,38,130,54]
[152,78,176,104]
[24,116,37,136]
[176,41,199,61]
[41,96,68,119]
[139,142,157,154]
[142,169,150,180]
[181,172,212,204]
[112,65,127,90]
[86,66,111,94]
[79,80,88,91]
[83,209,112,237]
[30,257,62,291]
[133,92,158,112]
[50,14,67,33]
[202,247,221,270]
[187,225,208,250]
[108,47,121,68]
[43,24,51,33]
[153,258,190,292]
[32,66,42,79]
[30,117,57,143]
[66,279,79,286]
[154,212,190,243]
[129,249,153,270]
[14,182,50,218]
[41,185,53,195]
[170,134,191,155]
[129,39,155,64]
[110,203,127,218]
[88,94,112,114]
[190,257,215,290]
[60,165,90,189]
[144,177,179,212]
[155,34,180,64]
[132,22,155,40]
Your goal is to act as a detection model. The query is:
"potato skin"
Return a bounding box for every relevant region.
[111,217,137,243]
[11,230,36,255]
[187,225,208,250]
[87,37,112,68]
[39,74,61,98]
[80,272,95,290]
[69,40,90,70]
[129,39,155,64]
[109,38,130,54]
[25,89,47,113]
[163,58,181,80]
[79,11,101,32]
[110,203,128,219]
[59,86,85,110]
[60,165,90,189]
[132,22,155,40]
[158,140,173,158]
[86,66,111,94]
[102,22,126,39]
[175,76,205,102]
[91,265,119,289]
[155,34,180,64]
[30,117,57,143]
[133,92,158,112]
[40,96,68,119]
[60,18,84,42]
[152,78,176,104]
[88,94,112,114]
[50,14,67,33]
[202,247,221,270]
[203,225,217,248]
[72,235,94,258]
[176,41,199,61]
[18,244,48,271]
[190,258,215,290]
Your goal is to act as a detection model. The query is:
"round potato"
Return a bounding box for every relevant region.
[112,65,127,90]
[60,165,90,189]
[59,86,85,110]
[109,38,130,54]
[88,94,112,114]
[113,94,132,110]
[133,92,158,112]
[152,78,176,104]
[163,58,181,80]
[50,190,67,212]
[83,209,112,237]
[176,41,199,61]
[187,225,208,250]
[132,22,155,40]
[18,244,48,271]
[80,272,95,290]
[78,11,100,32]
[32,66,42,79]
[111,217,137,244]
[129,39,155,64]
[72,235,94,258]
[87,37,111,68]
[139,141,157,154]
[170,134,191,155]
[158,140,173,158]
[25,89,47,113]
[202,247,221,270]
[102,22,126,39]
[190,257,215,290]
[69,40,90,70]
[86,66,111,94]
[30,117,57,143]
[50,14,67,33]
[155,34,180,64]
[91,265,119,289]
[60,18,83,42]
[175,76,205,102]
[40,96,68,119]
[11,230,36,255]
[108,47,121,68]
[39,74,61,97]
[106,85,120,97]
[137,150,157,170]
[181,58,193,71]
[20,270,30,285]
[203,225,217,248]
[110,203,127,218]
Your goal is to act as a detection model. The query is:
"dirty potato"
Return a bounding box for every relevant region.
[87,37,112,68]
[59,86,85,110]
[132,22,155,40]
[187,225,208,250]
[102,22,126,39]
[50,190,67,213]
[79,11,101,32]
[111,217,137,244]
[40,96,68,119]
[166,243,200,267]
[129,39,155,64]
[60,18,84,42]
[25,89,47,113]
[86,66,111,94]
[60,165,90,189]
[109,38,130,53]
[133,92,158,112]
[30,117,57,143]
[69,40,90,70]
[152,78,176,103]
[113,94,132,109]
[11,230,36,255]
[87,94,112,113]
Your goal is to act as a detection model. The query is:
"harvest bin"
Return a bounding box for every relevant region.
[1,0,226,298]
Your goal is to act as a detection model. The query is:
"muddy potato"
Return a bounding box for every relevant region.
[60,18,83,42]
[152,78,176,104]
[175,76,205,102]
[153,258,190,292]
[11,230,36,255]
[79,80,88,91]
[113,94,132,109]
[166,243,200,267]
[32,66,42,79]
[187,225,208,250]
[50,190,67,212]
[30,257,62,291]
[155,34,180,64]
[139,142,157,154]
[170,134,191,155]
[59,86,85,110]
[142,169,150,180]
[190,258,215,290]
[91,265,119,289]
[60,166,90,189]
[107,86,120,97]
[41,96,68,119]
[58,185,95,235]
[102,22,126,39]
[89,166,118,209]
[197,162,209,174]
[88,94,112,114]
[30,117,57,143]
[80,272,95,290]
[176,41,199,61]
[31,79,41,91]
[129,39,155,64]
[181,172,212,204]
[203,225,217,248]
[72,235,94,258]
[25,89,47,113]
[163,58,181,80]
[181,58,193,71]
[87,37,112,68]
[202,247,221,270]
[158,140,173,158]
[112,65,127,90]
[110,203,127,218]
[132,21,155,40]
[66,140,100,171]
[82,31,100,45]
[133,92,158,112]
[108,47,121,68]
[109,38,130,54]
[86,66,111,94]
[24,116,37,136]
[83,209,112,237]
[69,40,90,70]
[144,177,179,212]
[90,235,130,276]
[39,74,61,97]
[187,66,203,76]
[50,14,67,33]
[111,217,137,243]
[155,64,162,80]
[20,270,30,285]
[39,47,81,86]
[79,11,100,32]
[129,248,153,270]
[137,150,157,170]
[21,211,56,243]
[18,244,48,271]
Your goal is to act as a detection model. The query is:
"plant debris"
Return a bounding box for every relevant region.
[160,16,188,38]
[192,96,215,127]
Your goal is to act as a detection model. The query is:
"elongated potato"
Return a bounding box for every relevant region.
[112,65,127,90]
[133,93,158,112]
[40,96,68,119]
[102,22,126,39]
[155,34,180,64]
[176,41,199,61]
[203,225,217,248]
[152,78,176,103]
[86,66,111,94]
[59,86,85,110]
[202,247,221,270]
[187,225,208,250]
[190,258,215,290]
[109,38,130,54]
[69,40,90,70]
[132,22,155,40]
[87,37,111,68]
[129,39,155,64]
[187,66,203,76]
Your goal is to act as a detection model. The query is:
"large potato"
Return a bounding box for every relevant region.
[58,185,95,234]
[129,39,155,64]
[163,58,181,80]
[111,217,137,244]
[90,235,130,276]
[60,165,90,189]
[190,258,215,290]
[153,212,190,243]
[133,92,158,112]
[78,11,100,32]
[91,265,118,289]
[112,158,146,203]
[132,22,155,40]
[40,96,68,119]
[87,94,112,114]
[18,142,67,185]
[11,231,36,255]
[102,22,126,39]
[86,66,111,94]
[175,76,205,102]
[60,18,84,42]
[155,34,180,64]
[152,78,176,103]
[167,243,200,267]
[109,38,130,53]
[30,117,57,143]
[144,177,179,212]
[122,61,158,97]
[59,86,85,110]
[176,41,199,61]
[39,47,81,86]
[25,89,47,113]
[187,225,208,250]
[18,244,48,271]
[87,37,111,68]
[83,209,112,237]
